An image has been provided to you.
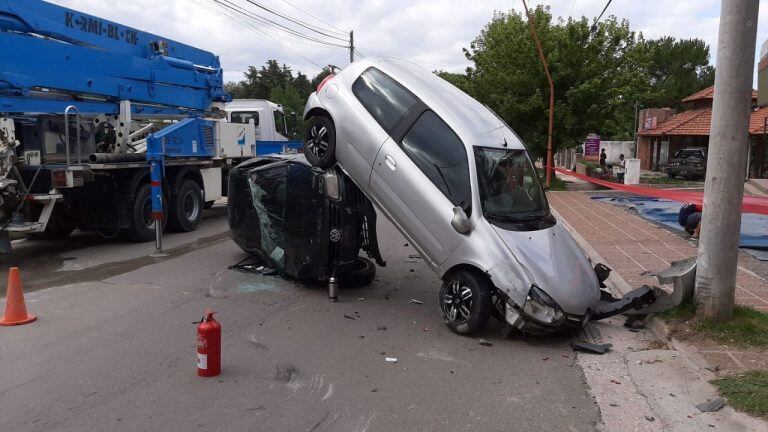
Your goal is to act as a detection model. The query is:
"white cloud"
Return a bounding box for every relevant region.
[45,0,768,86]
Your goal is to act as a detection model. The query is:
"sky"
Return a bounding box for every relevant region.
[48,0,768,85]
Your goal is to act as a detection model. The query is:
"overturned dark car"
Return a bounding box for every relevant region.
[228,154,385,287]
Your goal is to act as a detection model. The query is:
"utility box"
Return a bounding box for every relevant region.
[216,120,256,159]
[624,158,641,185]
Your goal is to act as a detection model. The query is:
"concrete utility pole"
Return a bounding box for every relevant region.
[349,31,355,63]
[695,0,759,320]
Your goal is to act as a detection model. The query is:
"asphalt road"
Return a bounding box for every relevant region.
[0,207,601,431]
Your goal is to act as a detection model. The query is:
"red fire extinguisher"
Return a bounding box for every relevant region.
[197,309,221,377]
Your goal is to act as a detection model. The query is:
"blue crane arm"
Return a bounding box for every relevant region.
[0,0,231,114]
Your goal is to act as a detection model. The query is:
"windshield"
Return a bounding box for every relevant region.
[474,147,549,221]
[674,149,705,159]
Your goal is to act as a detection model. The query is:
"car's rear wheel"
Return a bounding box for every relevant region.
[439,270,492,335]
[337,256,376,288]
[303,116,336,168]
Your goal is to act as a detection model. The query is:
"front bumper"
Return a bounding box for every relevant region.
[507,285,656,334]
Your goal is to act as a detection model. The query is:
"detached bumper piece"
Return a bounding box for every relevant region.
[590,285,656,321]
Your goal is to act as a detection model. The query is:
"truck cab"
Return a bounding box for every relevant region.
[225,100,303,155]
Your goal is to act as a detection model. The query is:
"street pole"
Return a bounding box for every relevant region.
[695,0,759,320]
[349,31,354,63]
[521,0,554,188]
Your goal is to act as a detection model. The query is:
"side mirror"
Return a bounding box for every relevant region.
[451,206,472,234]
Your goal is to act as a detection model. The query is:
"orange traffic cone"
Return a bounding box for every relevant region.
[0,267,36,326]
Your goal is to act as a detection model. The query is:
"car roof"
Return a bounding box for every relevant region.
[348,58,526,151]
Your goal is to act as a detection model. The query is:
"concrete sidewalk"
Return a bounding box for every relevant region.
[549,191,768,373]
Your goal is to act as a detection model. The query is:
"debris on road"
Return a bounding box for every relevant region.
[377,325,387,330]
[571,341,612,354]
[409,298,423,305]
[478,339,493,347]
[610,379,622,385]
[644,416,655,422]
[696,398,726,413]
[385,357,398,363]
[343,314,356,320]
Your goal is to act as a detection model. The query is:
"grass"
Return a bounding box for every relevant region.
[658,300,768,347]
[712,371,768,419]
[537,168,567,191]
[656,296,698,320]
[696,306,768,347]
[640,176,690,185]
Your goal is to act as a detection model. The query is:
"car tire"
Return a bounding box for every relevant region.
[667,172,675,179]
[167,179,203,232]
[439,270,493,335]
[303,116,336,168]
[337,257,376,288]
[122,183,166,242]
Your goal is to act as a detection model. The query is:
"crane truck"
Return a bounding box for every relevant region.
[0,0,301,250]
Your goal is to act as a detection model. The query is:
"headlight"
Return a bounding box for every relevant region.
[523,285,565,325]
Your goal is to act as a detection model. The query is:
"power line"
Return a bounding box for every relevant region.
[594,0,613,25]
[191,0,326,69]
[212,0,349,48]
[241,0,349,41]
[279,0,349,35]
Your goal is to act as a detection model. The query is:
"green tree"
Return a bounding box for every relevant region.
[464,6,644,158]
[634,37,715,109]
[461,6,715,158]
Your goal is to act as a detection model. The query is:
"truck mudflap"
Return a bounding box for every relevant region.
[590,285,657,321]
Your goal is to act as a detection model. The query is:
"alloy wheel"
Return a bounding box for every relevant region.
[306,125,329,158]
[442,280,473,323]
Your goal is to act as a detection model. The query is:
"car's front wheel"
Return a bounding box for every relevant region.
[439,270,493,335]
[303,116,336,168]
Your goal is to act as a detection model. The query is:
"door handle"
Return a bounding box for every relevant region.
[384,154,397,170]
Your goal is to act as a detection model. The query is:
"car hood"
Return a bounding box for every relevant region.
[491,222,600,315]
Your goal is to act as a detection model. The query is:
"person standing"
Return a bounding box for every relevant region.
[599,148,607,169]
[616,154,626,183]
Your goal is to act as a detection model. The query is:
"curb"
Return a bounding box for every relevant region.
[551,207,715,372]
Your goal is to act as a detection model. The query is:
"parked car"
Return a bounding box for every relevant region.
[302,58,654,335]
[667,148,707,179]
[228,154,385,286]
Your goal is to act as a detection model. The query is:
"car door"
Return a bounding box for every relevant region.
[370,110,471,265]
[343,67,420,191]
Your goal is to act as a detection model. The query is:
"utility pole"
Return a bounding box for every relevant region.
[349,31,354,63]
[521,0,554,188]
[695,0,759,320]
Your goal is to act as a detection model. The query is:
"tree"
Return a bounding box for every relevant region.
[460,5,715,158]
[634,37,715,110]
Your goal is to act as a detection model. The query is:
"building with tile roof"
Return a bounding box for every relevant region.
[636,86,768,178]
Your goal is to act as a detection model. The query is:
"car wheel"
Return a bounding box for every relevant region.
[667,172,675,179]
[337,257,376,288]
[439,270,493,335]
[303,116,336,168]
[167,179,203,232]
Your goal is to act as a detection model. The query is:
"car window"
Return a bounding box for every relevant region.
[352,67,419,133]
[675,149,705,159]
[401,110,471,214]
[231,111,259,126]
[248,165,287,266]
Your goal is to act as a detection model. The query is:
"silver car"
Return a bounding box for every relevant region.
[303,58,653,335]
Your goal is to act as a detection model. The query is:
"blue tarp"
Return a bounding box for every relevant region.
[593,196,768,261]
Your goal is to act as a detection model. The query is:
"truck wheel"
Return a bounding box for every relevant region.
[337,257,376,288]
[123,183,165,242]
[167,179,203,232]
[303,116,336,168]
[439,270,492,335]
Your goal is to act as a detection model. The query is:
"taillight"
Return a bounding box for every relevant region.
[317,74,335,92]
